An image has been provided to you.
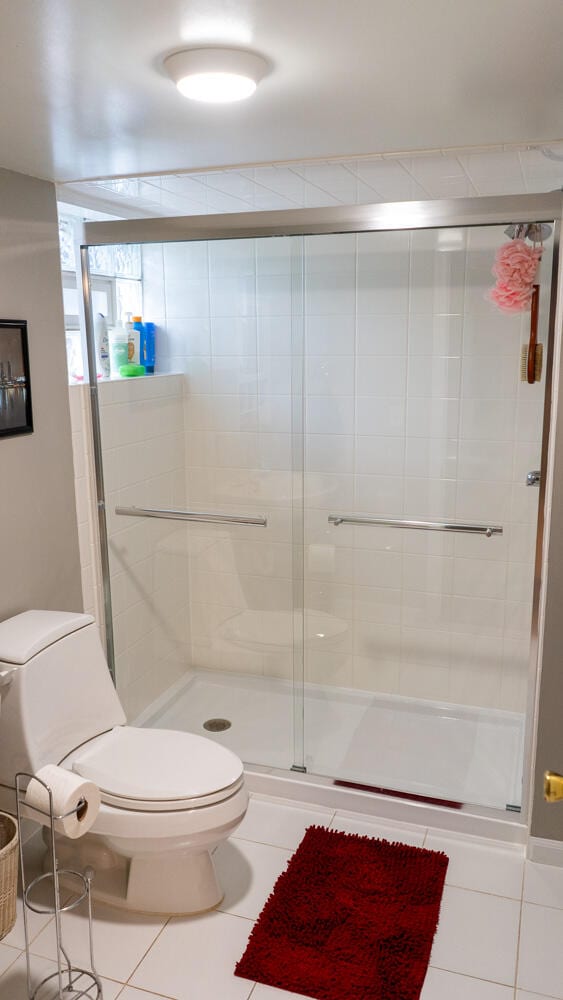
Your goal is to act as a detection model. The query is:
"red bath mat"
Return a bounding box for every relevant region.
[235,825,448,1000]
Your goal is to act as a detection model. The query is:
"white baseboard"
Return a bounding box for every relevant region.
[244,768,528,845]
[528,835,563,865]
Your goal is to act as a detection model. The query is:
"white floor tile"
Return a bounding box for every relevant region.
[421,967,514,999]
[330,810,427,846]
[250,984,317,999]
[425,831,524,899]
[430,885,520,985]
[29,899,165,983]
[0,952,121,999]
[1,895,56,950]
[130,910,254,1000]
[235,795,333,850]
[524,860,563,909]
[0,944,20,976]
[516,993,559,1000]
[518,902,563,998]
[215,839,291,921]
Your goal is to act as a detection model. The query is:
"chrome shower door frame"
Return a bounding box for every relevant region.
[81,190,563,827]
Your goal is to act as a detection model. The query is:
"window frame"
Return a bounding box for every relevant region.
[62,271,117,329]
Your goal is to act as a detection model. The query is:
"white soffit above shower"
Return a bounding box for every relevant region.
[2,0,563,183]
[58,144,563,218]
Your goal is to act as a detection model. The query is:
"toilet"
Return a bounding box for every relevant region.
[0,610,248,915]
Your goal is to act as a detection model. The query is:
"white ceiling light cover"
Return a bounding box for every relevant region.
[163,47,268,103]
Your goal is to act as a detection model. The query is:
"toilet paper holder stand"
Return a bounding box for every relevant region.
[15,772,103,1000]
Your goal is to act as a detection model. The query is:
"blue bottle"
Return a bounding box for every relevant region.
[142,321,156,374]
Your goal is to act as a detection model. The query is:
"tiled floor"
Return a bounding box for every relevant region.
[0,793,562,999]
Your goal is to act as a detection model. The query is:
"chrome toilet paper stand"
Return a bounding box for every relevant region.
[15,772,103,1000]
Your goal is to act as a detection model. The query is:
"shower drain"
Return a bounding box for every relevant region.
[203,718,232,732]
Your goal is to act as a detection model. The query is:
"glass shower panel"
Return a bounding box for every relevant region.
[92,235,305,771]
[301,224,552,812]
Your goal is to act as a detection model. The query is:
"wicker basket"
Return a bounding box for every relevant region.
[0,813,18,941]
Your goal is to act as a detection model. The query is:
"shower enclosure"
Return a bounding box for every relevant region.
[80,193,561,821]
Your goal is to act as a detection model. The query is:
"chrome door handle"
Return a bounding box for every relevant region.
[526,470,541,486]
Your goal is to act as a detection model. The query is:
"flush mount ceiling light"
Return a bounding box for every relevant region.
[163,47,268,103]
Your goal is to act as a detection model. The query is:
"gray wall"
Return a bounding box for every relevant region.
[0,168,82,619]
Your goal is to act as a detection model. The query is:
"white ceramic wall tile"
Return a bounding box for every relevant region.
[356,314,408,356]
[408,356,461,398]
[356,395,406,436]
[306,315,355,355]
[306,395,355,434]
[356,355,407,396]
[305,271,355,316]
[408,314,463,356]
[305,355,355,396]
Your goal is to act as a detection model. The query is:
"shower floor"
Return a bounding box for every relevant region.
[140,669,525,812]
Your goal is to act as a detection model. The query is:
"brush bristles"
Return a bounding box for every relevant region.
[521,343,543,383]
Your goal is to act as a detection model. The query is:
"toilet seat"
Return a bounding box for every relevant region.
[65,726,244,812]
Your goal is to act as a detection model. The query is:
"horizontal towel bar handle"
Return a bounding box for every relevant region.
[328,514,502,537]
[115,505,267,527]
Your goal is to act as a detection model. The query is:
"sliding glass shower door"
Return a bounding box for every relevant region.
[92,234,305,771]
[300,224,552,811]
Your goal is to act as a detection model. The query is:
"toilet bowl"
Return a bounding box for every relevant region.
[0,610,248,915]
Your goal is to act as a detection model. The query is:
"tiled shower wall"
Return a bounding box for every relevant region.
[134,226,548,714]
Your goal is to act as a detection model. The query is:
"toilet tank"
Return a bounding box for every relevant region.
[0,610,126,787]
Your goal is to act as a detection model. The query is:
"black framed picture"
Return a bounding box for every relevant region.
[0,320,33,437]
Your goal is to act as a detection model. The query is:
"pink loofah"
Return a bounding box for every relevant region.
[489,238,542,313]
[490,281,535,312]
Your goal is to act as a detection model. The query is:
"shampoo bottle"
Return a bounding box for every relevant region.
[126,312,140,365]
[94,313,110,378]
[142,322,156,374]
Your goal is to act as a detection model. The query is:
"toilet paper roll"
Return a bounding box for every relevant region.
[24,765,101,839]
[307,544,336,575]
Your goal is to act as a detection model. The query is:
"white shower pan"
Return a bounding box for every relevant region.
[138,668,525,813]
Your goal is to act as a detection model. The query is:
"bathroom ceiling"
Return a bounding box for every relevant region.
[2,0,563,184]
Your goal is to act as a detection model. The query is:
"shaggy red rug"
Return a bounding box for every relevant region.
[235,825,449,1000]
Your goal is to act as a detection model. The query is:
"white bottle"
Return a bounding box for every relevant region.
[109,322,129,376]
[94,313,110,378]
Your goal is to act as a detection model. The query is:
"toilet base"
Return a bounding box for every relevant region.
[127,849,223,914]
[53,834,225,916]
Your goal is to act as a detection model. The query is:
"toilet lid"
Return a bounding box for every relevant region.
[71,727,244,810]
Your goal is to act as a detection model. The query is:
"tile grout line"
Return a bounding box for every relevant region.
[116,980,178,999]
[123,916,174,991]
[428,962,516,990]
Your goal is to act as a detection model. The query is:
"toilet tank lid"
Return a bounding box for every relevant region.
[0,610,95,664]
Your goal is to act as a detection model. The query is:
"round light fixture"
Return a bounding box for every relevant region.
[163,47,268,103]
